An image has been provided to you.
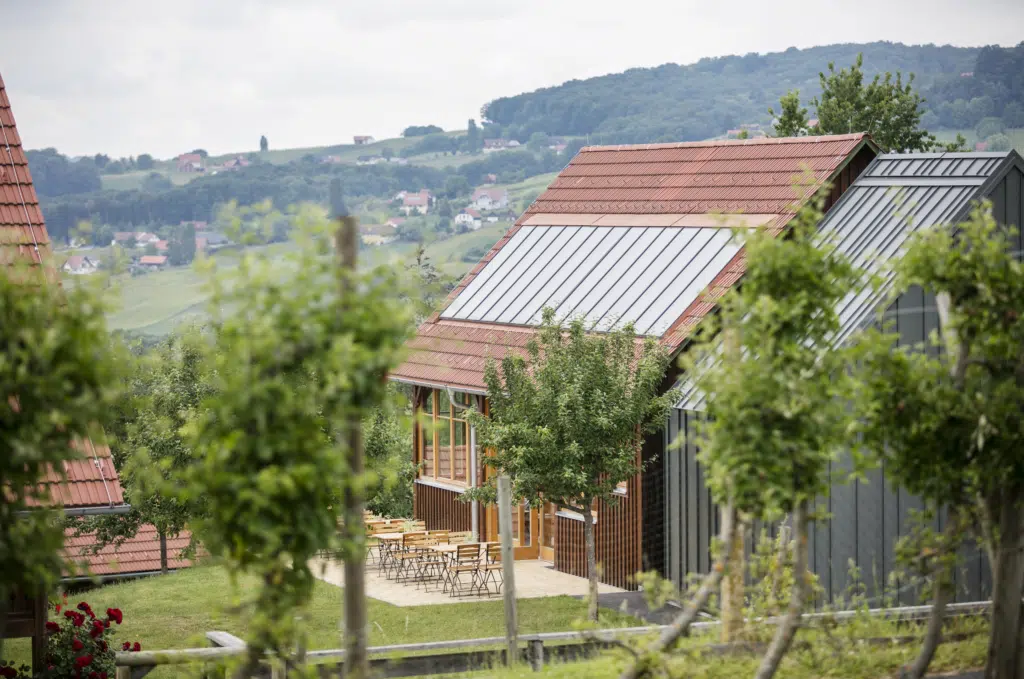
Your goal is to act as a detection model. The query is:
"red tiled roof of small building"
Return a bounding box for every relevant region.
[64,525,198,577]
[391,133,874,393]
[1,71,125,510]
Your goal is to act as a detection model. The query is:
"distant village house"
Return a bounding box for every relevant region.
[482,139,521,153]
[386,217,406,229]
[470,187,509,211]
[353,135,375,145]
[138,255,168,269]
[60,255,98,275]
[396,189,432,215]
[177,153,204,173]
[454,208,482,230]
[360,224,398,246]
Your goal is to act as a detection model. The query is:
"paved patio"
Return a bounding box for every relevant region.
[311,556,624,606]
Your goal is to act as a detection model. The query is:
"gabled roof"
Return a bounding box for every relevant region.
[392,134,875,393]
[675,150,1024,411]
[2,71,125,510]
[139,255,167,265]
[64,525,197,578]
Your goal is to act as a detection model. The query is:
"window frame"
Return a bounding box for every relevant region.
[417,388,473,487]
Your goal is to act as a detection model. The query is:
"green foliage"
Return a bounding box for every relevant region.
[167,221,197,266]
[364,394,415,519]
[77,331,213,558]
[215,199,288,247]
[136,154,154,170]
[984,133,1012,151]
[42,599,134,679]
[769,90,810,137]
[402,125,444,137]
[260,135,269,153]
[24,148,102,197]
[975,116,1005,140]
[0,267,122,620]
[178,206,413,659]
[467,309,678,512]
[688,189,863,518]
[811,54,936,151]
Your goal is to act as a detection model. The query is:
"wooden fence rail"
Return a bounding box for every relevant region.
[114,601,992,679]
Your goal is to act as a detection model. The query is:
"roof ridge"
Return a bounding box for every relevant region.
[579,133,868,153]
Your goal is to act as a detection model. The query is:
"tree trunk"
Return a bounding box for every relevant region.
[902,509,958,679]
[984,489,1024,679]
[618,502,736,679]
[581,503,599,622]
[159,530,168,575]
[336,214,369,679]
[720,498,746,643]
[753,500,809,679]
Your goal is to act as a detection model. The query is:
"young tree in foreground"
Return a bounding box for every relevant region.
[467,309,677,622]
[621,188,862,679]
[852,203,1024,679]
[0,269,121,657]
[179,204,413,676]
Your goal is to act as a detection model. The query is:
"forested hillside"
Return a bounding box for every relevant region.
[482,42,1023,144]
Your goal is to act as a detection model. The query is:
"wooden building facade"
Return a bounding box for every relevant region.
[392,134,879,588]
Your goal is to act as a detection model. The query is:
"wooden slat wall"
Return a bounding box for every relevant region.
[414,481,472,532]
[824,145,875,212]
[553,467,644,590]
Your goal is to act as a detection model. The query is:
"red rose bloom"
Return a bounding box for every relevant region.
[75,654,93,668]
[98,640,107,651]
[106,608,123,625]
[77,602,92,613]
[132,642,141,652]
[72,637,84,651]
[90,621,104,638]
[46,621,60,633]
[101,674,108,679]
[55,603,62,613]
[122,642,131,651]
[89,672,101,679]
[0,666,17,679]
[103,619,110,629]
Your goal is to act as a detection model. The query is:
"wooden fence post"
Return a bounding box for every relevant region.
[497,475,518,664]
[528,638,545,671]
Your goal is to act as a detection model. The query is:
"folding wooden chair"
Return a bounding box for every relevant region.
[390,532,428,582]
[448,531,473,544]
[477,544,504,596]
[445,543,481,597]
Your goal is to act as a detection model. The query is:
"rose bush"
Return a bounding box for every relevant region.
[35,599,139,679]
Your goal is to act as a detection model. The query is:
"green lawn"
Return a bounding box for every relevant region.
[3,565,637,677]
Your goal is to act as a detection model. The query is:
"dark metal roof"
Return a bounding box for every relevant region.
[675,150,1024,411]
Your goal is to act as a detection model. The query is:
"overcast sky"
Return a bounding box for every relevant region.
[2,0,1021,159]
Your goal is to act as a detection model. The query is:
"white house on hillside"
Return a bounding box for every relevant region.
[470,188,509,211]
[61,255,98,275]
[454,208,482,230]
[397,189,431,215]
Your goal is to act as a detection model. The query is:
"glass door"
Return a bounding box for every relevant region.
[539,502,555,561]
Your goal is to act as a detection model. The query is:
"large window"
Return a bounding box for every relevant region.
[418,389,473,485]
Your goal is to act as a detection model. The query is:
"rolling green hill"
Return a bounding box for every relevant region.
[481,42,1023,145]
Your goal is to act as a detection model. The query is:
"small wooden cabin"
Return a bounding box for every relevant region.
[392,133,879,588]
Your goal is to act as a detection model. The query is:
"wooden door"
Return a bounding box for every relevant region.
[539,502,556,561]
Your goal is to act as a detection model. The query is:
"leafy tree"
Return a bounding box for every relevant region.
[136,153,154,170]
[260,135,269,152]
[402,125,444,137]
[143,243,158,256]
[436,199,453,219]
[0,269,121,657]
[93,153,110,169]
[466,119,482,153]
[985,133,1013,152]
[526,131,550,151]
[812,54,937,152]
[141,172,172,192]
[76,333,212,573]
[623,186,862,679]
[381,146,394,160]
[1004,101,1024,128]
[769,89,810,137]
[975,116,1005,140]
[24,148,102,198]
[167,220,196,266]
[189,148,209,158]
[364,393,415,519]
[468,309,677,622]
[852,204,1024,679]
[179,205,413,674]
[443,175,472,200]
[94,223,114,247]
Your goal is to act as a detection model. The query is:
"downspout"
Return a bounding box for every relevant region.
[445,387,479,541]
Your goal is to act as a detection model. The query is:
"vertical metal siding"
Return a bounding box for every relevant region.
[661,289,989,605]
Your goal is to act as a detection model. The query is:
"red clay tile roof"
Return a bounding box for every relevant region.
[392,134,874,391]
[64,525,197,577]
[139,255,167,265]
[2,71,126,510]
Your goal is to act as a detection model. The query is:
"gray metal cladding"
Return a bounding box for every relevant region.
[440,225,742,337]
[674,151,1021,410]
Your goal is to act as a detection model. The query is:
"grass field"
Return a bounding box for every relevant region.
[2,565,636,677]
